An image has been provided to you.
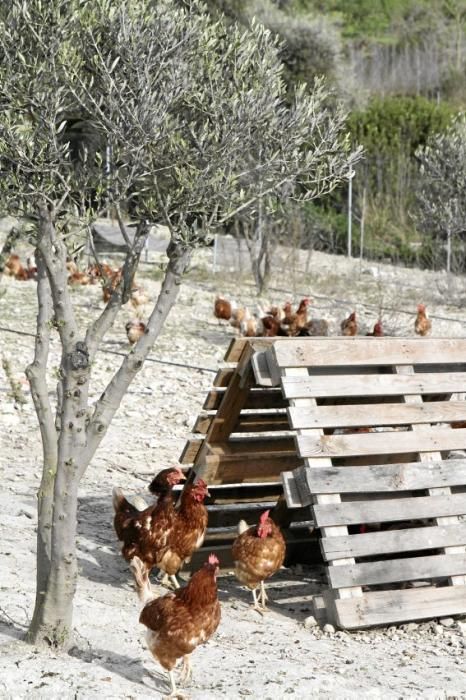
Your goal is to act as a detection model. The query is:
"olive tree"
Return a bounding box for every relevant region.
[0,0,360,649]
[414,114,466,272]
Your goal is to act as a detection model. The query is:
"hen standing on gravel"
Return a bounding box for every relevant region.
[131,553,221,699]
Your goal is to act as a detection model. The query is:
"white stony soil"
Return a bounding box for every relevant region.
[2,228,466,699]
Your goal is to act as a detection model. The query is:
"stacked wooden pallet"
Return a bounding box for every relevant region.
[255,337,466,629]
[180,337,314,569]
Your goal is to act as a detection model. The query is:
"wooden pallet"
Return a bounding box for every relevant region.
[179,338,314,569]
[255,337,466,629]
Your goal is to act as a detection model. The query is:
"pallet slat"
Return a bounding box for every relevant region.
[314,493,466,527]
[321,523,466,561]
[198,454,304,483]
[274,338,466,369]
[328,552,466,588]
[204,388,287,410]
[193,412,290,435]
[282,373,466,399]
[297,429,466,458]
[288,401,466,429]
[305,459,466,494]
[334,584,466,629]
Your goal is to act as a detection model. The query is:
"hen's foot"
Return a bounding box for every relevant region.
[179,655,192,686]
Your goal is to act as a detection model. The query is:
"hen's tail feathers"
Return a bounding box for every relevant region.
[130,556,157,608]
[238,519,249,535]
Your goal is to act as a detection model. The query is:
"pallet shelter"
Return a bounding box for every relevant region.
[181,336,466,629]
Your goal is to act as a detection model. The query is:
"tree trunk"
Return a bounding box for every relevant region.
[26,223,191,649]
[26,473,79,648]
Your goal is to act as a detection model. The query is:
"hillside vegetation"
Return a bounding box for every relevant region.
[207,0,466,274]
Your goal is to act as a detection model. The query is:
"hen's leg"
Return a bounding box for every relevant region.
[163,670,188,700]
[170,574,181,589]
[252,588,265,615]
[260,580,269,609]
[159,572,171,588]
[179,655,192,685]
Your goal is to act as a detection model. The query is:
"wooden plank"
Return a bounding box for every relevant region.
[304,459,466,494]
[281,470,307,509]
[282,373,466,399]
[196,453,304,483]
[334,584,466,629]
[193,411,290,435]
[207,481,282,504]
[224,337,277,363]
[297,428,466,459]
[328,552,466,588]
[396,364,466,587]
[283,365,364,609]
[314,493,466,527]
[213,368,235,387]
[208,436,296,457]
[273,337,466,369]
[193,414,213,434]
[203,388,287,410]
[288,401,466,430]
[251,350,273,387]
[322,523,466,561]
[179,438,203,464]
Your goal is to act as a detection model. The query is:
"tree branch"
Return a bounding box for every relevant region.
[81,239,191,468]
[0,226,22,284]
[25,251,57,452]
[85,222,149,360]
[36,204,79,352]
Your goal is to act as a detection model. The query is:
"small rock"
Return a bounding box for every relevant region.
[433,624,444,636]
[404,623,419,632]
[303,615,318,629]
[440,617,455,628]
[456,621,466,636]
[323,623,335,634]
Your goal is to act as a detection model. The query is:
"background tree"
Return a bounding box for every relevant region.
[413,114,466,272]
[0,0,360,649]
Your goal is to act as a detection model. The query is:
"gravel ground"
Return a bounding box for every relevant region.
[2,229,466,699]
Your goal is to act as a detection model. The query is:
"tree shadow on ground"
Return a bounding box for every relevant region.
[76,495,327,623]
[69,644,170,694]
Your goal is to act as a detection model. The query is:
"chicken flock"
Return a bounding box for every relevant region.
[112,468,285,698]
[5,253,150,345]
[215,295,433,337]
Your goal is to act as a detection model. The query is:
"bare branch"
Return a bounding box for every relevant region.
[114,203,132,248]
[25,250,58,457]
[82,240,191,467]
[36,204,79,352]
[85,222,149,359]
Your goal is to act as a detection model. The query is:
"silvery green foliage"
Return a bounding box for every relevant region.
[414,115,466,242]
[0,0,360,251]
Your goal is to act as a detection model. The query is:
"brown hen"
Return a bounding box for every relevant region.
[156,480,210,588]
[414,303,432,336]
[112,467,185,577]
[340,311,358,336]
[232,509,285,614]
[131,553,220,698]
